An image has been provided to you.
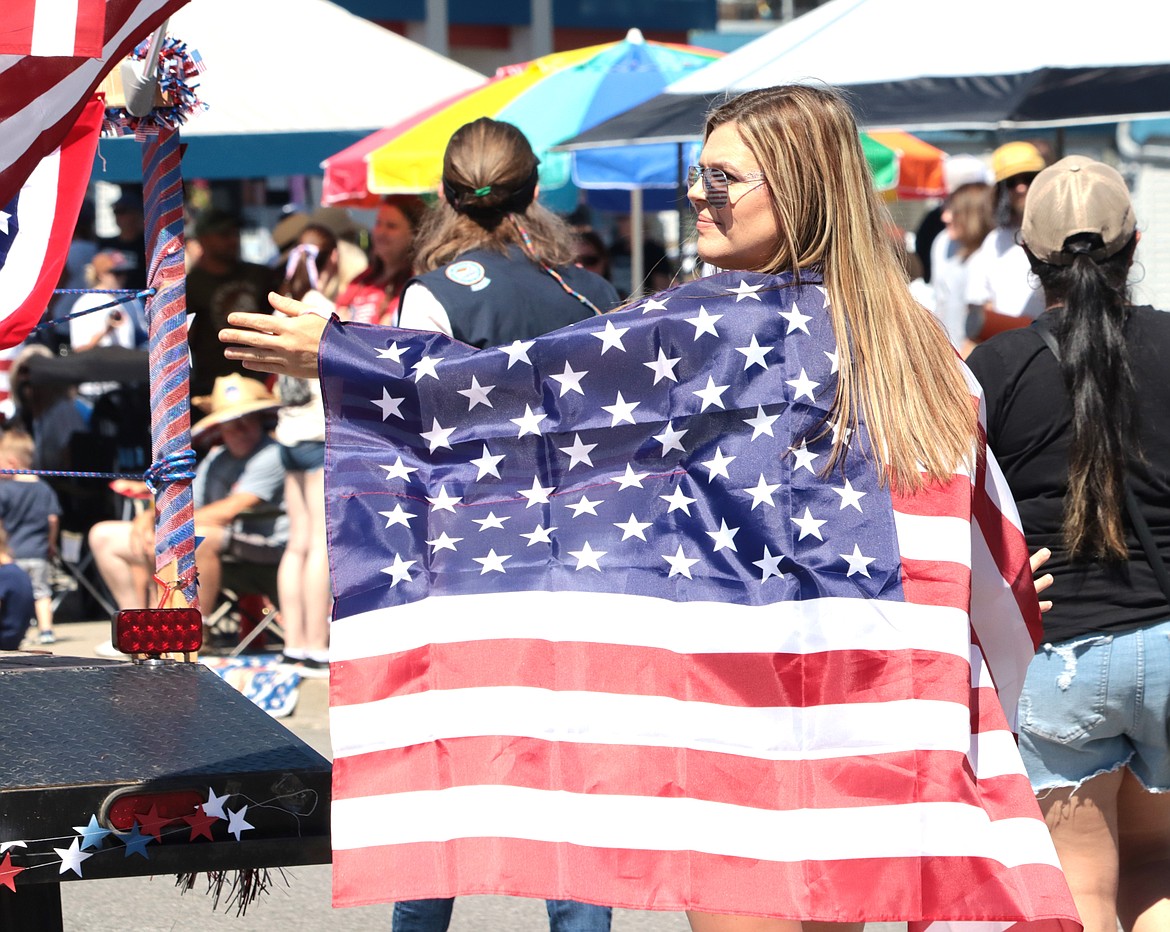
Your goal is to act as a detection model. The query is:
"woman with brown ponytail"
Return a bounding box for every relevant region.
[968,157,1170,932]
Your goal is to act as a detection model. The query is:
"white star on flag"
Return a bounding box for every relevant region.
[510,405,547,437]
[419,418,455,452]
[520,524,556,546]
[568,541,606,571]
[652,421,688,456]
[602,392,639,426]
[790,441,820,473]
[661,486,696,515]
[744,474,780,510]
[786,368,820,402]
[693,377,729,411]
[379,504,417,528]
[735,335,773,369]
[662,545,700,579]
[833,479,867,511]
[412,355,443,381]
[473,511,510,531]
[550,362,588,396]
[380,457,418,481]
[558,434,597,469]
[474,549,511,574]
[792,507,827,541]
[427,532,463,552]
[371,388,404,420]
[519,476,555,506]
[501,340,535,368]
[729,279,765,301]
[707,519,740,553]
[470,444,505,479]
[458,375,495,409]
[568,495,603,518]
[780,302,812,334]
[744,405,779,440]
[825,347,840,374]
[613,464,649,489]
[614,514,652,541]
[426,486,462,513]
[377,342,406,362]
[592,320,629,353]
[381,554,416,587]
[644,349,681,384]
[638,296,669,313]
[701,447,736,481]
[753,545,785,581]
[686,305,722,339]
[841,544,876,578]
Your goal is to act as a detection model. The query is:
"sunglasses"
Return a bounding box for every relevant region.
[576,254,603,268]
[687,164,767,208]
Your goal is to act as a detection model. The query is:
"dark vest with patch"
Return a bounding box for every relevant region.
[409,245,619,348]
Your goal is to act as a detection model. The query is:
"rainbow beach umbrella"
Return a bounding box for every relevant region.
[321,29,722,212]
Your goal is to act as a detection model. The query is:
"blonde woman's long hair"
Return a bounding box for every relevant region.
[707,85,977,490]
[414,117,576,273]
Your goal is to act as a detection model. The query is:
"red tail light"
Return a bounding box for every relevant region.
[106,789,206,832]
[114,608,203,655]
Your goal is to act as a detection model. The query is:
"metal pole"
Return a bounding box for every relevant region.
[425,0,448,56]
[630,188,645,300]
[530,0,553,57]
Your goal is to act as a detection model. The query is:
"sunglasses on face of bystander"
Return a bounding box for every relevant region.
[687,164,767,209]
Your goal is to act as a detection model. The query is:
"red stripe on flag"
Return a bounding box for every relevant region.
[333,737,1033,817]
[332,642,974,708]
[333,839,1077,925]
[75,0,107,57]
[899,556,971,609]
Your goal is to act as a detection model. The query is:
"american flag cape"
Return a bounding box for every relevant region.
[320,270,1080,930]
[0,0,189,209]
[0,95,102,349]
[1,0,106,58]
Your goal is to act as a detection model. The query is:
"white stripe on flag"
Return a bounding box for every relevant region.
[331,785,1061,869]
[329,592,973,663]
[1,148,59,315]
[330,688,972,761]
[31,0,81,57]
[893,512,972,565]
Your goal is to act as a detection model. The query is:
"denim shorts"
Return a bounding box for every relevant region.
[279,440,325,472]
[1018,618,1170,793]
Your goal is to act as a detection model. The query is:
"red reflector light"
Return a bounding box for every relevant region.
[114,608,203,654]
[107,789,206,832]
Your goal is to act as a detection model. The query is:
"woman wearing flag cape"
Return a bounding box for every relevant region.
[221,85,1078,931]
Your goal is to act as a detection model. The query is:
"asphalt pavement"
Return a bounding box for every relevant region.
[41,617,903,932]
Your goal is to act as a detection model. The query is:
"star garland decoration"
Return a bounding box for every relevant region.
[103,35,208,140]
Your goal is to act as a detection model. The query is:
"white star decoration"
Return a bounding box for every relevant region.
[792,507,827,541]
[753,546,785,582]
[786,368,820,402]
[614,514,652,541]
[411,355,442,381]
[427,532,463,552]
[510,405,547,437]
[660,486,696,515]
[701,447,736,481]
[470,444,505,479]
[613,464,649,489]
[707,519,740,553]
[568,495,602,518]
[426,486,462,513]
[729,280,764,301]
[568,541,606,571]
[377,341,406,362]
[662,546,700,579]
[790,441,820,473]
[743,405,779,440]
[693,376,729,411]
[501,340,535,368]
[473,511,510,531]
[380,457,418,481]
[55,838,92,877]
[419,418,455,452]
[653,421,687,456]
[474,549,511,574]
[558,434,596,469]
[735,335,773,369]
[744,474,780,510]
[521,524,556,546]
[833,478,867,511]
[519,476,555,506]
[227,806,254,841]
[638,296,669,313]
[602,392,640,426]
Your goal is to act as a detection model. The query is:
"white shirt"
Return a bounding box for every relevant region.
[964,226,1044,319]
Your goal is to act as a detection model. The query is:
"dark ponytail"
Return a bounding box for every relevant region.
[1032,232,1139,560]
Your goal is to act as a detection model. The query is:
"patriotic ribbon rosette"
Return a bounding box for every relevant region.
[319,269,1080,930]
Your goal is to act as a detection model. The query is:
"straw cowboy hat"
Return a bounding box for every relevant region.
[190,374,282,440]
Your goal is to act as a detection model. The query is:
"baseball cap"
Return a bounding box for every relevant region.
[1022,155,1136,266]
[90,249,137,277]
[943,154,993,194]
[992,142,1046,184]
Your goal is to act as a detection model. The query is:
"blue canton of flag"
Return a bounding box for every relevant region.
[323,269,893,618]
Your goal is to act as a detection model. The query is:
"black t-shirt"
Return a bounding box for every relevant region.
[186,261,277,396]
[966,306,1170,642]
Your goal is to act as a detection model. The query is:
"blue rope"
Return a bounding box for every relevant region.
[0,448,197,490]
[33,288,156,334]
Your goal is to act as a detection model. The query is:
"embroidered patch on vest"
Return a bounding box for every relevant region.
[445,260,490,291]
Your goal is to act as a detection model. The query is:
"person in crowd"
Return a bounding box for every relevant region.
[271,238,334,678]
[186,209,278,397]
[88,375,287,633]
[334,195,427,326]
[273,208,370,298]
[96,189,148,293]
[929,154,995,350]
[67,249,146,402]
[964,141,1047,344]
[219,88,1067,932]
[0,521,34,652]
[44,200,100,351]
[967,156,1170,932]
[6,345,88,471]
[572,228,613,282]
[0,430,61,645]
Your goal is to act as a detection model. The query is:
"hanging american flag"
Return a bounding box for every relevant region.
[320,270,1079,930]
[0,0,107,57]
[0,0,189,209]
[0,96,103,349]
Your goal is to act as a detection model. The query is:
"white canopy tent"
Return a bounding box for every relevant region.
[92,0,486,181]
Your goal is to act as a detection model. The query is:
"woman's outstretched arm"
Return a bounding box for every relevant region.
[219,292,329,380]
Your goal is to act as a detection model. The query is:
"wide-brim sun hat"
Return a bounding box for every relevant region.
[190,374,282,440]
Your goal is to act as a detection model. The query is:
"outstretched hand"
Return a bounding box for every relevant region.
[219,292,329,380]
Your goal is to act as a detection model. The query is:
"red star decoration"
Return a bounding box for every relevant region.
[0,851,24,892]
[133,805,174,841]
[183,807,219,842]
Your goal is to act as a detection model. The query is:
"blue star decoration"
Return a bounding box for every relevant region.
[119,823,153,859]
[72,814,112,850]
